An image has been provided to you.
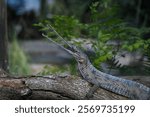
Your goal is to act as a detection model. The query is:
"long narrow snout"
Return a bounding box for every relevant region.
[42,33,79,58]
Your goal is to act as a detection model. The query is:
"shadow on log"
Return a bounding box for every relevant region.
[0,69,150,100]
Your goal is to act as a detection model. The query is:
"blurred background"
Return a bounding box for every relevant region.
[5,0,150,76]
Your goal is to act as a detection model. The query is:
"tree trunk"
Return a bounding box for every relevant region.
[40,0,48,19]
[0,0,8,71]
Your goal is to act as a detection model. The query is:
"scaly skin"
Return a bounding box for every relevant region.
[76,52,150,99]
[43,25,150,100]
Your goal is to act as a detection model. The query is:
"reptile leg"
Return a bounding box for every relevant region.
[85,85,99,99]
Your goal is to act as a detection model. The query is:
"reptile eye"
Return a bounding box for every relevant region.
[79,59,84,63]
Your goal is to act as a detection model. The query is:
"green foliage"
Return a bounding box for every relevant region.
[9,37,30,75]
[38,63,78,76]
[38,65,67,75]
[85,1,150,69]
[92,26,150,68]
[36,0,150,75]
[35,15,84,40]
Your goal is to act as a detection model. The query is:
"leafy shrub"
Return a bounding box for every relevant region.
[35,15,84,40]
[35,0,150,75]
[86,1,150,69]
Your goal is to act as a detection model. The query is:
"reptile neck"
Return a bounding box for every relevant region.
[77,58,150,99]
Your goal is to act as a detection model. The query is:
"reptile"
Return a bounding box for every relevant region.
[42,24,150,100]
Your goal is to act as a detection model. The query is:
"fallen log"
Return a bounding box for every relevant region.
[0,72,149,100]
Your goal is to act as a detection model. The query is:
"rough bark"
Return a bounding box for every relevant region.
[0,71,149,100]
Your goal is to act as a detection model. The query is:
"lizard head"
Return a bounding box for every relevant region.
[65,45,88,64]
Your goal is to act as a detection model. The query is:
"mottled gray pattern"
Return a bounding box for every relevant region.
[77,58,150,99]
